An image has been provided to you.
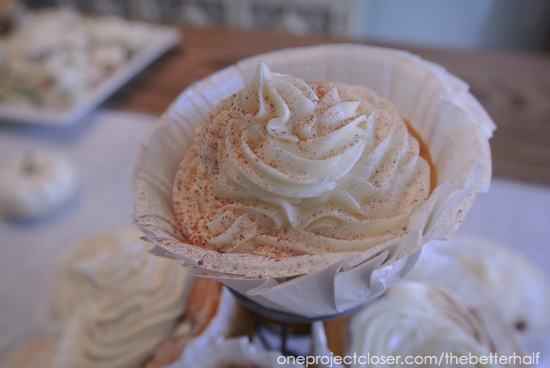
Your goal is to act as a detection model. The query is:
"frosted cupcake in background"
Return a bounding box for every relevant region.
[1,225,297,367]
[313,281,525,368]
[50,226,192,368]
[409,235,550,356]
[168,336,304,368]
[134,43,494,318]
[1,226,194,368]
[346,282,522,368]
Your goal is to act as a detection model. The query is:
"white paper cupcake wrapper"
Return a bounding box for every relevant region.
[133,44,494,318]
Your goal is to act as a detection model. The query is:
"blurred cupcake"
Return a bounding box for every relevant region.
[134,44,494,318]
[316,282,524,368]
[410,235,550,348]
[51,226,193,368]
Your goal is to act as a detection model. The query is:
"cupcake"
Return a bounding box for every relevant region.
[409,235,550,349]
[32,226,271,368]
[50,226,193,368]
[134,44,494,318]
[316,282,524,368]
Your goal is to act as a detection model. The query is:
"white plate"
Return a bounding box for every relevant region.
[0,26,181,126]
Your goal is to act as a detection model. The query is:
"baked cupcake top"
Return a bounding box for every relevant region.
[174,63,432,258]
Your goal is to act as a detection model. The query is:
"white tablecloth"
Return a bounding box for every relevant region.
[1,110,549,355]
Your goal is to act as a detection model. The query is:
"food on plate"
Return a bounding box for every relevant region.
[0,150,77,220]
[0,8,156,109]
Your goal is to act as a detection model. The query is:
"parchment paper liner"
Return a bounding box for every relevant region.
[133,44,494,318]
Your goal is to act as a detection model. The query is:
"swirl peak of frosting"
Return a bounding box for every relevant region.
[174,64,431,256]
[237,63,318,138]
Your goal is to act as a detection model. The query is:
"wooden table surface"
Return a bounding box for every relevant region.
[107,26,550,187]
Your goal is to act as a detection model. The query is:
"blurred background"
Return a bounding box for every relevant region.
[12,0,550,51]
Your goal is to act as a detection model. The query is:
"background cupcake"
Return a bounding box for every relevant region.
[409,234,550,357]
[50,226,193,368]
[313,281,524,368]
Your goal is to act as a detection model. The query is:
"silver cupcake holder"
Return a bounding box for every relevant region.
[228,287,378,357]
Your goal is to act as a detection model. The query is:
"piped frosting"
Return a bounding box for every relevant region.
[174,63,431,257]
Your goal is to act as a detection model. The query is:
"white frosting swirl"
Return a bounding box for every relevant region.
[175,63,431,256]
[53,227,191,368]
[348,282,501,368]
